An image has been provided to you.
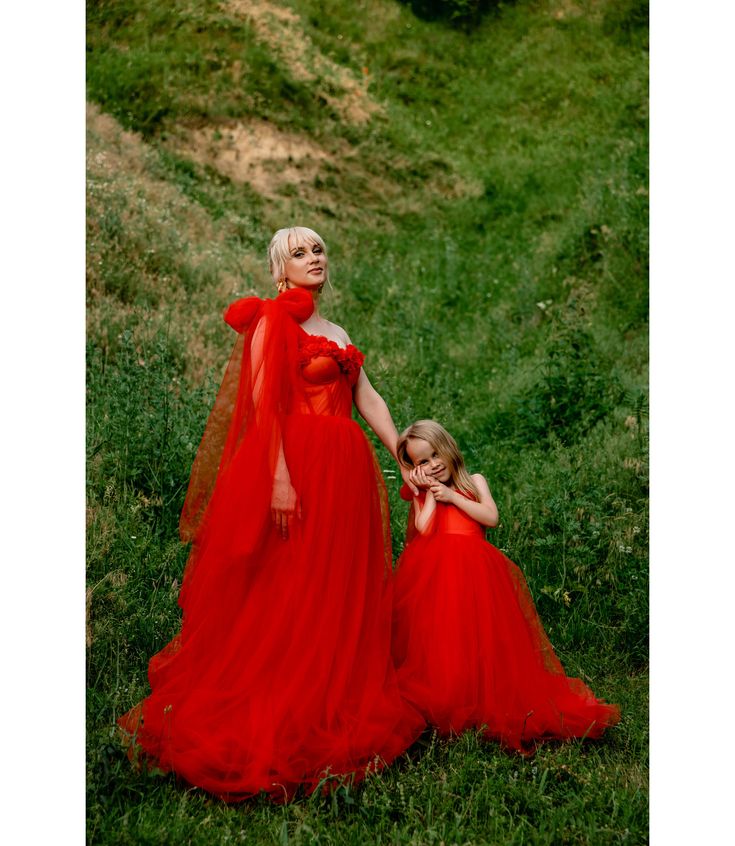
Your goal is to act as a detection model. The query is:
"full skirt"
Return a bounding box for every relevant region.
[119,414,424,801]
[392,532,620,751]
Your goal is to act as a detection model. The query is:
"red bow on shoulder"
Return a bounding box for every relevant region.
[223,288,314,334]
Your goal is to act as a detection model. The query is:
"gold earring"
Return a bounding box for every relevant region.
[317,282,325,294]
[277,276,288,294]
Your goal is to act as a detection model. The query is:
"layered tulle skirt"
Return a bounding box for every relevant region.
[119,413,423,801]
[392,532,620,751]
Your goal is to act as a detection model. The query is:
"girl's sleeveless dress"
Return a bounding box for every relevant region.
[392,490,620,752]
[118,289,423,801]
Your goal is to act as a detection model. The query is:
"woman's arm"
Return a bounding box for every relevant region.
[251,315,299,539]
[428,473,499,528]
[271,445,300,539]
[352,368,399,457]
[340,322,417,493]
[352,368,419,495]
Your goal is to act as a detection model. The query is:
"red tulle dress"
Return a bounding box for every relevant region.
[118,289,424,801]
[392,489,620,752]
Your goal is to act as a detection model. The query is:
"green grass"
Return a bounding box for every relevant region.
[87,0,648,841]
[89,690,647,844]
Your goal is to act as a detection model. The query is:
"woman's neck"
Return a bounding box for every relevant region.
[310,294,321,320]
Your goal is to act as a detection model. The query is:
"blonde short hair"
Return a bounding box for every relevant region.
[268,227,328,286]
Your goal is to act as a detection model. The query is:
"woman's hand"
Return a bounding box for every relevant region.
[428,481,456,504]
[408,466,433,492]
[271,478,301,540]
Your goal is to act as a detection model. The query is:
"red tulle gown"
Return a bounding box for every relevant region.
[392,489,620,752]
[118,289,423,801]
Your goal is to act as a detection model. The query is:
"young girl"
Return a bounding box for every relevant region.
[392,420,620,753]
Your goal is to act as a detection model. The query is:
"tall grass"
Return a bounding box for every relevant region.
[87,0,648,841]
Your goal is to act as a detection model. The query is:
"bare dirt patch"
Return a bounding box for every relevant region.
[181,120,332,196]
[87,102,271,379]
[87,102,221,250]
[226,0,382,125]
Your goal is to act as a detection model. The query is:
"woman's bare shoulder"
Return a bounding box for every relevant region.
[325,319,351,346]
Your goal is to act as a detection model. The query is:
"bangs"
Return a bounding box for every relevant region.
[269,227,327,281]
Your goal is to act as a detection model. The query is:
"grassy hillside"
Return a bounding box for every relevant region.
[87,0,648,842]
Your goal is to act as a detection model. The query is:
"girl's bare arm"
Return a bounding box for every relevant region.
[429,473,499,528]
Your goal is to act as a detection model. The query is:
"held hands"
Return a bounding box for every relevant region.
[405,466,456,503]
[271,478,301,540]
[407,465,433,492]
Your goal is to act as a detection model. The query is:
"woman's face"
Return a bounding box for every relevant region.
[406,438,452,484]
[283,237,327,289]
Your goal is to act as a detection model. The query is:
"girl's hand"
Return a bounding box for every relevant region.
[409,466,433,491]
[429,481,455,504]
[271,478,301,540]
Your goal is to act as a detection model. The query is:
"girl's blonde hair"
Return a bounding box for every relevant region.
[268,226,329,286]
[397,420,480,501]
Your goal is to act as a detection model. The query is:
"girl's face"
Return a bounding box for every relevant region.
[283,237,327,289]
[406,437,452,484]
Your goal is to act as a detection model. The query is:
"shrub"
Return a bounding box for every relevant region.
[401,0,510,28]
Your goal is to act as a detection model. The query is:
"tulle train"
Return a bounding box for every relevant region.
[119,413,424,801]
[392,532,620,751]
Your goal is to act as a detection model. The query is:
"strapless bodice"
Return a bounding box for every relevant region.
[290,332,365,417]
[400,485,485,538]
[433,498,485,538]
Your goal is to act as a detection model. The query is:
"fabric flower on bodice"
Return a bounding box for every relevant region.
[298,336,365,381]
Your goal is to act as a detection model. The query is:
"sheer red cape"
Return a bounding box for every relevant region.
[180,288,312,543]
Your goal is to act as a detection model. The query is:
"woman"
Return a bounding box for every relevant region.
[118,227,423,802]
